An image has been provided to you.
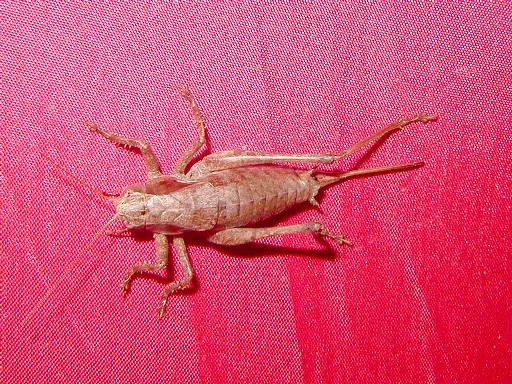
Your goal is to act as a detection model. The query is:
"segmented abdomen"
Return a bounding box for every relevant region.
[205,166,320,229]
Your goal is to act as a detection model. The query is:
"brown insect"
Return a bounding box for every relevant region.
[26,88,435,322]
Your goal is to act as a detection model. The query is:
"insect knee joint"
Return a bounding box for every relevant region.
[139,141,150,150]
[311,222,323,232]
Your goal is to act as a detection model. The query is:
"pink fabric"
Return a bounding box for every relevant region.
[2,2,510,383]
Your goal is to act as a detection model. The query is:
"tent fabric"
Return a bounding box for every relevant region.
[1,2,510,383]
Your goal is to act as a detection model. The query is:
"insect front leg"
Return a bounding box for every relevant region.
[121,233,170,293]
[157,236,194,318]
[87,122,163,179]
[207,223,352,246]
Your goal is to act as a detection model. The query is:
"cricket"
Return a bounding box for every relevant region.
[27,88,436,321]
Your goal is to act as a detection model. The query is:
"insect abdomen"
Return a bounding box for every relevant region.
[207,166,320,229]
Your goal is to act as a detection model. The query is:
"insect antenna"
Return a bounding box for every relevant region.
[42,153,118,203]
[20,215,120,328]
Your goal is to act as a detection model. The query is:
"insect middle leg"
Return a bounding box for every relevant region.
[173,87,207,178]
[207,222,352,246]
[186,114,436,178]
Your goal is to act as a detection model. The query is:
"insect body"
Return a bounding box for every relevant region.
[86,88,435,318]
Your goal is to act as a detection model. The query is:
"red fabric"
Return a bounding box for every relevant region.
[1,2,510,383]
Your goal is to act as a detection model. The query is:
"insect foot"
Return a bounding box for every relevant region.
[120,277,132,295]
[397,113,437,129]
[320,232,353,246]
[313,223,353,246]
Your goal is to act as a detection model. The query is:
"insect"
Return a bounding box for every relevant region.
[28,88,435,322]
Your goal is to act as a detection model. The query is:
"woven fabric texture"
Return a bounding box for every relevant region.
[1,2,510,383]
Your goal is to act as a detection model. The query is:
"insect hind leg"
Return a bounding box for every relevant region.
[207,222,352,246]
[186,150,341,178]
[185,114,435,179]
[338,113,436,159]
